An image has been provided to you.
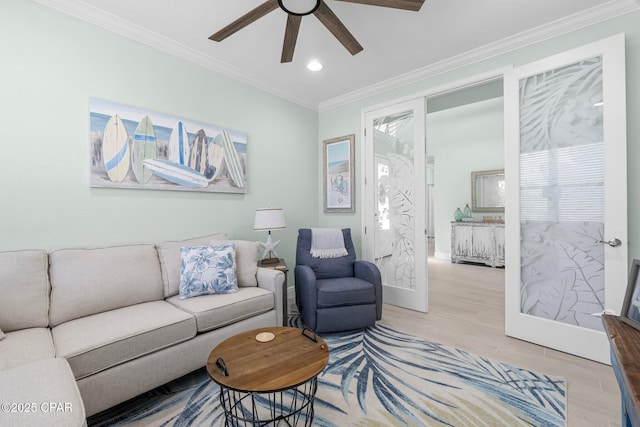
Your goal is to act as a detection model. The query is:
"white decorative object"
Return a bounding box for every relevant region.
[255,332,275,342]
[451,222,504,268]
[254,208,286,263]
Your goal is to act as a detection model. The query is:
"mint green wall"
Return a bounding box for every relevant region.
[3,1,639,266]
[427,97,504,258]
[318,101,370,260]
[317,105,364,247]
[319,11,640,261]
[0,0,318,265]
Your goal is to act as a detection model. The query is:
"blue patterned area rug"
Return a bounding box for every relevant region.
[88,319,566,427]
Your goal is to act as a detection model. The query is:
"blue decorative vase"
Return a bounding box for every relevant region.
[463,203,472,219]
[454,208,463,222]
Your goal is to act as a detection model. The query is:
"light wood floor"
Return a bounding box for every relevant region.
[291,257,622,426]
[381,258,621,427]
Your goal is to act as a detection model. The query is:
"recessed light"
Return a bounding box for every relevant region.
[307,60,323,71]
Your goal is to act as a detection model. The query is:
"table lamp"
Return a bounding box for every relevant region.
[254,208,286,264]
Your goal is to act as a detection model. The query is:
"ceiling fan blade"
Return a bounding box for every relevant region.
[334,0,424,12]
[281,15,302,63]
[314,2,363,56]
[209,0,279,42]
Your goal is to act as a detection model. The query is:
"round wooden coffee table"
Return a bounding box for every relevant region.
[207,326,329,426]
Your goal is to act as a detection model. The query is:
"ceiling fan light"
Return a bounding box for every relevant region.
[307,60,323,71]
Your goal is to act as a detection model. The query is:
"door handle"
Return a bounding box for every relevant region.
[599,238,622,247]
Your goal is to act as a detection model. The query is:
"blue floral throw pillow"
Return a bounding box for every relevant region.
[178,243,238,299]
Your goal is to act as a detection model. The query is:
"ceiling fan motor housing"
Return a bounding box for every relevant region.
[278,0,322,16]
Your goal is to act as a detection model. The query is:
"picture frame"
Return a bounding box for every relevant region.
[89,97,248,194]
[323,134,355,213]
[471,169,505,212]
[620,259,640,331]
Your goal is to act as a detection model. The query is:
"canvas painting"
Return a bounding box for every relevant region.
[323,134,355,213]
[89,98,247,193]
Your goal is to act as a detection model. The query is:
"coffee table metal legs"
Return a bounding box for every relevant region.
[219,377,318,426]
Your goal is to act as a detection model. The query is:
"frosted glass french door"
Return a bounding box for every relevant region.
[363,98,428,312]
[504,34,627,363]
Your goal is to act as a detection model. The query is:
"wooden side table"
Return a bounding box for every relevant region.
[258,258,289,326]
[207,327,329,426]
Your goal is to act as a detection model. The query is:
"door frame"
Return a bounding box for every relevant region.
[358,35,628,363]
[360,67,509,311]
[363,98,428,312]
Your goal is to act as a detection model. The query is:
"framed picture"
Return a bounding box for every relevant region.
[90,97,248,193]
[323,134,355,213]
[620,259,640,331]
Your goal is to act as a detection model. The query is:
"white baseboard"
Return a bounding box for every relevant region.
[434,252,451,262]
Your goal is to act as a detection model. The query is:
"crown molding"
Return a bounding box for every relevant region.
[33,0,639,113]
[318,0,640,112]
[33,0,318,111]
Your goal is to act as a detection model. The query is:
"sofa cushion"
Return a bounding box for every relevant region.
[156,233,227,298]
[0,250,50,332]
[49,244,164,327]
[166,287,274,333]
[316,277,377,308]
[179,244,238,299]
[52,301,196,380]
[222,240,260,287]
[0,358,86,427]
[0,328,55,371]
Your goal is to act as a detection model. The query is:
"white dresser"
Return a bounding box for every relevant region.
[450,221,505,267]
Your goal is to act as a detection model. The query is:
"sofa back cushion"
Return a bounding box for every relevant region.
[220,240,260,287]
[0,250,50,332]
[156,234,227,298]
[49,245,163,327]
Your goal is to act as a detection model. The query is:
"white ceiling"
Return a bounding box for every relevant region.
[36,0,639,110]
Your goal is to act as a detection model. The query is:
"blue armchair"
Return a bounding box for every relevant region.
[294,228,382,333]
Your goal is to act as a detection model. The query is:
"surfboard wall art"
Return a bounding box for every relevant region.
[131,115,156,184]
[189,129,209,176]
[168,121,189,166]
[89,97,248,193]
[102,114,130,183]
[216,129,244,188]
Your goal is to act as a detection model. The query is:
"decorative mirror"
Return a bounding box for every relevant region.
[471,169,505,212]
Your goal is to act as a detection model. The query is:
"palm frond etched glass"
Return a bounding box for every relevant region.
[373,110,416,290]
[519,56,605,331]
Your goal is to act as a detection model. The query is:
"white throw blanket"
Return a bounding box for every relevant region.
[310,228,348,259]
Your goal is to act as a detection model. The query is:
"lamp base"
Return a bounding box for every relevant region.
[261,257,280,264]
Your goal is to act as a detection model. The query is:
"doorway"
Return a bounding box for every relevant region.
[426,80,505,262]
[363,35,627,365]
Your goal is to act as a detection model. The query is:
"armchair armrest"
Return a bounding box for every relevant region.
[257,267,285,327]
[355,260,383,320]
[294,265,318,330]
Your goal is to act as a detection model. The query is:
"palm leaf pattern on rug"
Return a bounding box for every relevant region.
[88,321,566,427]
[307,323,565,427]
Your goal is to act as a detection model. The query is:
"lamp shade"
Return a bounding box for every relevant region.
[254,208,286,231]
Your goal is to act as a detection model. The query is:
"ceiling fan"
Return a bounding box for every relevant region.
[209,0,425,63]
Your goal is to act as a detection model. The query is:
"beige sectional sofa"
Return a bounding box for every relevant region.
[0,233,285,425]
